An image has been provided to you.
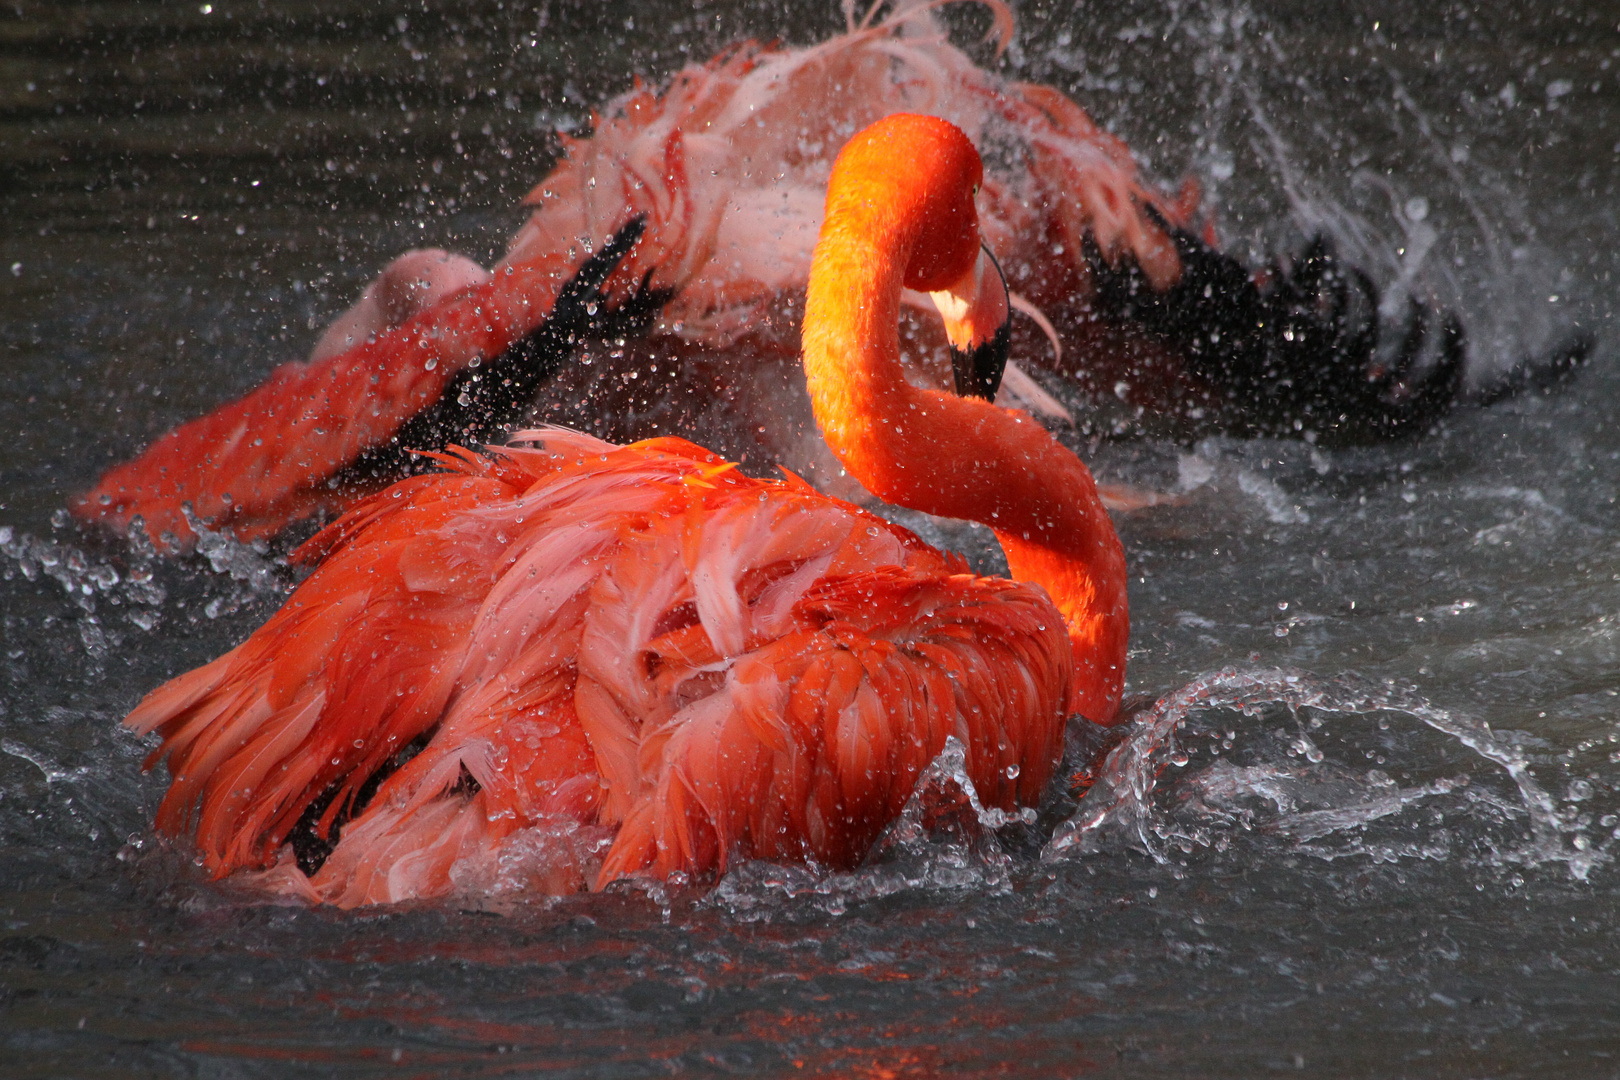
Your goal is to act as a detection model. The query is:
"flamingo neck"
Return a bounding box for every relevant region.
[803,198,1128,722]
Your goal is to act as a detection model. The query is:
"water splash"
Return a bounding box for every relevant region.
[0,510,295,649]
[180,506,294,614]
[708,737,1029,919]
[1043,667,1601,880]
[0,729,154,856]
[1043,0,1571,382]
[0,738,78,786]
[449,820,618,900]
[0,520,166,661]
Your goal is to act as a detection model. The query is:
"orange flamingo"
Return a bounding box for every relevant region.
[76,0,1483,551]
[123,114,1127,906]
[76,0,1157,550]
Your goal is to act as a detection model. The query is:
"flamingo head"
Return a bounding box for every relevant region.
[816,113,1012,401]
[824,114,1011,401]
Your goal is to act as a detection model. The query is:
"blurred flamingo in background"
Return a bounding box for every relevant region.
[76,0,1497,551]
[124,114,1127,905]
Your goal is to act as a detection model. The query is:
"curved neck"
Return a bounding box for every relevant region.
[803,200,1128,722]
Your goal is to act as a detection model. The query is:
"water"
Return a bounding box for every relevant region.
[4,1,1620,1074]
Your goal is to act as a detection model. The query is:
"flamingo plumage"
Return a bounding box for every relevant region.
[123,114,1127,906]
[72,230,655,550]
[76,0,1488,552]
[69,0,1206,550]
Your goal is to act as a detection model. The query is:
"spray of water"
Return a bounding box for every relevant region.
[708,737,1030,919]
[1043,666,1603,880]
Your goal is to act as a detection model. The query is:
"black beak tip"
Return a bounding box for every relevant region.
[950,319,1011,402]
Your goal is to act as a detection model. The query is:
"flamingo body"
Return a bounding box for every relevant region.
[128,430,1071,904]
[124,113,1124,905]
[76,0,1514,552]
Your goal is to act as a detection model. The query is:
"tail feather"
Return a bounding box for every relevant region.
[126,649,237,740]
[311,795,497,907]
[197,692,327,868]
[127,460,539,874]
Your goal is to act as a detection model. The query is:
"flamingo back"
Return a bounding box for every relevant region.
[127,428,1072,905]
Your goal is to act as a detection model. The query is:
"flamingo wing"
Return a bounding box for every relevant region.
[595,567,1072,886]
[75,220,655,550]
[126,428,1072,905]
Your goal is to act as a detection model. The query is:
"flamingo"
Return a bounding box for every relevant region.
[122,114,1127,906]
[74,0,1489,551]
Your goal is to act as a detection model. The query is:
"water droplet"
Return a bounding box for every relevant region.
[1005,763,1020,780]
[425,357,437,371]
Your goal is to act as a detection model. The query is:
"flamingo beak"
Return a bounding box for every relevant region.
[929,243,1011,401]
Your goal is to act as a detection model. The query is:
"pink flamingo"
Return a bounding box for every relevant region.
[77,0,1475,550]
[123,114,1127,905]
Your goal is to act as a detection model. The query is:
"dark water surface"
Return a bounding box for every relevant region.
[4,1,1620,1075]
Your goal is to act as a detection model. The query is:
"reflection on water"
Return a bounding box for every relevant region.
[3,0,1620,1074]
